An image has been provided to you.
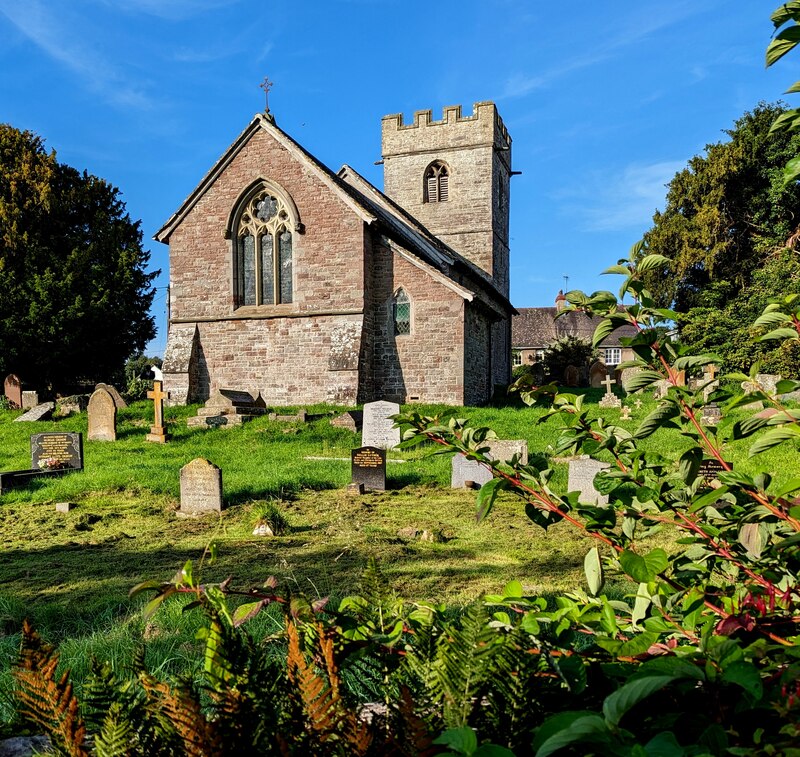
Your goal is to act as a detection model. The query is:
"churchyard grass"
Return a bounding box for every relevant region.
[1,389,798,726]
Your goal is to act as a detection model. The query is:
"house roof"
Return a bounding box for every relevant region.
[154,112,513,313]
[512,307,638,349]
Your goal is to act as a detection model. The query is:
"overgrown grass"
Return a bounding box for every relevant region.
[1,389,798,726]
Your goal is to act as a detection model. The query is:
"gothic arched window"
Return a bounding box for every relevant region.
[423,161,449,203]
[393,289,411,335]
[234,188,294,307]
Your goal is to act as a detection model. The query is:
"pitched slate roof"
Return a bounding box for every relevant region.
[154,112,513,314]
[512,307,638,349]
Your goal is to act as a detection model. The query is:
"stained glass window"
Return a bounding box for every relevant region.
[235,189,294,306]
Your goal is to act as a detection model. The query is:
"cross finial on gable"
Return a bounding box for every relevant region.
[260,77,274,113]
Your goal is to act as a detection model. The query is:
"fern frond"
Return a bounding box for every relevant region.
[94,702,133,757]
[13,621,89,757]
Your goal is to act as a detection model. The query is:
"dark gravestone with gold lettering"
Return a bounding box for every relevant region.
[351,446,386,492]
[31,432,83,470]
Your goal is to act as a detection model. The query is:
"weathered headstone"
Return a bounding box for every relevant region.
[95,382,127,409]
[701,365,720,402]
[31,432,83,470]
[598,374,622,409]
[351,446,387,491]
[4,374,22,408]
[701,403,722,424]
[653,379,670,399]
[13,402,55,422]
[21,391,39,409]
[620,406,632,421]
[567,457,610,506]
[563,365,580,387]
[179,458,223,515]
[450,439,529,489]
[620,366,643,390]
[88,387,117,441]
[146,380,170,443]
[331,411,363,433]
[362,400,401,449]
[634,398,643,410]
[589,361,607,388]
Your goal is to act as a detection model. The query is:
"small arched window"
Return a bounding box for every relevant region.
[424,161,449,203]
[393,289,411,335]
[235,188,293,307]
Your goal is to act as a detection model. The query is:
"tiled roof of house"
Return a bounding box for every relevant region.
[512,307,638,349]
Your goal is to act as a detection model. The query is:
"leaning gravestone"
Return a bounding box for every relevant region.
[179,458,223,515]
[567,457,611,506]
[88,387,117,441]
[351,446,387,491]
[451,439,529,489]
[362,400,401,449]
[13,402,54,422]
[331,411,363,433]
[95,382,127,409]
[4,374,22,408]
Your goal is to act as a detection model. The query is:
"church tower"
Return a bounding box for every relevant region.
[381,102,512,297]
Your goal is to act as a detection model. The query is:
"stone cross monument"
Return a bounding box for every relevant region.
[146,380,170,443]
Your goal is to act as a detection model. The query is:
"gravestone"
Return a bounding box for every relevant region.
[567,457,610,505]
[620,367,643,391]
[450,439,529,489]
[701,403,722,424]
[95,382,127,409]
[55,394,89,417]
[563,365,580,387]
[31,432,83,470]
[186,388,266,428]
[88,387,117,441]
[362,400,401,449]
[701,365,720,402]
[4,374,22,408]
[21,391,39,409]
[653,379,670,399]
[146,380,170,443]
[598,374,622,409]
[13,402,54,422]
[620,406,632,421]
[589,361,607,388]
[331,411,363,433]
[351,446,387,491]
[179,458,223,515]
[634,398,643,410]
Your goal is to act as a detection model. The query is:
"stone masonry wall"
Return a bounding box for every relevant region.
[464,305,491,406]
[368,240,465,404]
[164,125,368,405]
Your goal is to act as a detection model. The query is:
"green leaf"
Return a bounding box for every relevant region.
[600,598,617,634]
[433,726,478,755]
[774,477,800,498]
[631,582,651,628]
[635,403,679,439]
[584,547,604,596]
[473,746,516,757]
[603,675,677,727]
[533,713,611,757]
[232,600,265,627]
[643,731,686,757]
[592,318,616,348]
[475,476,507,523]
[738,524,763,560]
[503,579,523,598]
[619,548,668,582]
[759,326,799,341]
[617,631,659,657]
[624,370,663,393]
[603,264,630,275]
[753,311,791,328]
[721,661,763,701]
[636,254,671,273]
[749,426,800,456]
[766,25,800,66]
[772,1,800,29]
[142,588,175,622]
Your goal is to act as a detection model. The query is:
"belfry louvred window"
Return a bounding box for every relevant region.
[424,162,449,203]
[235,191,293,306]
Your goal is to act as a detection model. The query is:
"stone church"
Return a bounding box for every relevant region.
[156,101,515,406]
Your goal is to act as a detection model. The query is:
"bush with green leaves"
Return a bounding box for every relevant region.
[541,335,597,384]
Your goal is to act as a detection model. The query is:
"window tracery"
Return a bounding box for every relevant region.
[424,161,449,203]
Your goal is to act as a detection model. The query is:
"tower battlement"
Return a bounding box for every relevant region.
[382,102,510,157]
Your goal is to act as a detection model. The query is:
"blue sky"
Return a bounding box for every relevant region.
[0,1,792,355]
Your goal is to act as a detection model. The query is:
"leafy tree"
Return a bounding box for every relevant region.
[641,103,800,375]
[0,124,158,389]
[541,334,597,383]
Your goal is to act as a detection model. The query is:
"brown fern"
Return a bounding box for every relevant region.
[393,685,436,756]
[140,670,222,756]
[13,620,88,757]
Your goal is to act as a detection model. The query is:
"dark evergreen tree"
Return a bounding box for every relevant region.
[0,124,158,388]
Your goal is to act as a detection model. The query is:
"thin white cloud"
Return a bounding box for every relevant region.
[0,0,155,110]
[109,0,241,22]
[501,2,706,99]
[556,160,684,233]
